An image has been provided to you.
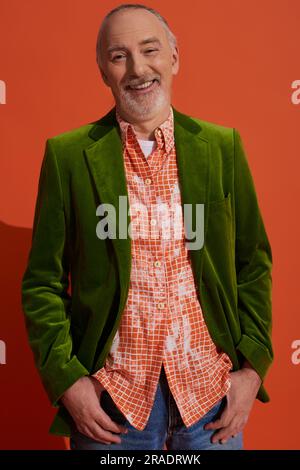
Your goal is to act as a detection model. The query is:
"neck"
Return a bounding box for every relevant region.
[116,104,171,140]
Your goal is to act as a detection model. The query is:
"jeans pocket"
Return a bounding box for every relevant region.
[100,390,128,425]
[204,396,226,421]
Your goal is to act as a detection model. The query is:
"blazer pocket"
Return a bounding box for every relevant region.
[205,191,236,287]
[207,193,233,237]
[208,192,231,208]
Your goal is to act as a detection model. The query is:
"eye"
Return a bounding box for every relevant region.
[112,54,125,61]
[145,49,158,54]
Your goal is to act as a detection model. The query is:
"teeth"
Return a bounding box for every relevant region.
[130,80,154,90]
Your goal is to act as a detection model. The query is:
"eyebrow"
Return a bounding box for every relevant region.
[107,37,162,54]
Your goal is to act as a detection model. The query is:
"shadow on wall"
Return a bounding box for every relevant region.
[0,220,67,450]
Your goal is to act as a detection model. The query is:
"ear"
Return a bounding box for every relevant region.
[171,46,179,76]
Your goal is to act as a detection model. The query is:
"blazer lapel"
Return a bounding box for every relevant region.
[84,109,132,313]
[173,107,211,289]
[84,105,210,308]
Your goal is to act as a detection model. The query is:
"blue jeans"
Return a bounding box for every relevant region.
[70,364,243,450]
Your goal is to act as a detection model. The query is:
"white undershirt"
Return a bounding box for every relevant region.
[138,139,157,158]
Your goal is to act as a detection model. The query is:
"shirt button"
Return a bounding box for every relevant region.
[145,178,152,185]
[150,219,157,226]
[154,260,161,268]
[157,302,165,309]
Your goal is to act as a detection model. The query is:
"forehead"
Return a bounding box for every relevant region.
[101,9,168,47]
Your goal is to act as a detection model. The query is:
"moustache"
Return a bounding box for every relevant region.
[124,78,160,89]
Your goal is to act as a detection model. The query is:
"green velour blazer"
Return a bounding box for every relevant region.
[21,105,273,437]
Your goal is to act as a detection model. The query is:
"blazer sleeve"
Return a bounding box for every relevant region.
[233,129,274,382]
[21,139,89,407]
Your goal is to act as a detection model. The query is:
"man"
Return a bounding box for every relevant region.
[21,4,273,450]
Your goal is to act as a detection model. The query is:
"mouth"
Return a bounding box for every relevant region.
[126,79,159,94]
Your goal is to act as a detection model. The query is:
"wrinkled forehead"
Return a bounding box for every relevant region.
[101,9,169,49]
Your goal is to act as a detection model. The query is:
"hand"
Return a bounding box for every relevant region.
[60,376,128,444]
[204,365,262,444]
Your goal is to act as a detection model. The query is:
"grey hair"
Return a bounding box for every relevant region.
[96,3,177,70]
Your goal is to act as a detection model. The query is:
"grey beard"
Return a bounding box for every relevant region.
[118,84,168,119]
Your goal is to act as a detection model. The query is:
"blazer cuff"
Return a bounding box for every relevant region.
[236,333,273,381]
[43,356,90,408]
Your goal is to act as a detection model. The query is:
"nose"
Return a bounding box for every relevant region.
[127,53,147,78]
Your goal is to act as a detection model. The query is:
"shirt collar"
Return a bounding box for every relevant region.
[116,106,174,154]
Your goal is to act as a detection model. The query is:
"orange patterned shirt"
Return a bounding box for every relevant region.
[93,106,233,430]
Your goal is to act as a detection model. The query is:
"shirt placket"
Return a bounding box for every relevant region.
[124,128,169,361]
[145,137,168,335]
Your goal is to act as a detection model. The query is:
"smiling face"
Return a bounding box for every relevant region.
[98,8,179,123]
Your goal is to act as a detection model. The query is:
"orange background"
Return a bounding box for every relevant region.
[0,0,299,450]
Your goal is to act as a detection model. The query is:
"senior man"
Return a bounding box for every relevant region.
[21,3,273,450]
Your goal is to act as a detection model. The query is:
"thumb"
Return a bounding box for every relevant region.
[204,401,230,430]
[90,376,106,396]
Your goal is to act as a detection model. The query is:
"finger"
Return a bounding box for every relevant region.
[211,428,232,444]
[88,423,123,445]
[220,432,240,444]
[204,418,223,430]
[75,423,115,445]
[204,409,231,431]
[211,421,238,444]
[204,400,232,431]
[96,409,128,435]
[214,414,245,443]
